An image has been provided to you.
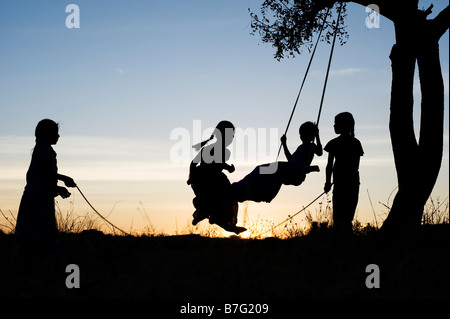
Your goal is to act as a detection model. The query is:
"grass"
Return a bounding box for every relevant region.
[1,220,448,300]
[1,195,448,238]
[0,193,447,302]
[0,198,448,301]
[0,209,16,234]
[422,196,449,225]
[55,200,106,234]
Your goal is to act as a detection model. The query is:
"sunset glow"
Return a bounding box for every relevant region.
[0,1,448,236]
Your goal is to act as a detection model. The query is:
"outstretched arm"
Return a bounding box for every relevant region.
[57,174,77,187]
[324,152,334,193]
[56,186,71,199]
[281,134,292,160]
[315,127,323,156]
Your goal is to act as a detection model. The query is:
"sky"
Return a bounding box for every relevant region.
[0,0,448,235]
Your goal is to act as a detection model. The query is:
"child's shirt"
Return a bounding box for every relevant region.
[289,142,319,171]
[324,135,364,184]
[282,142,320,185]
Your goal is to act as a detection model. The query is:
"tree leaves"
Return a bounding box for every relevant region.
[249,0,348,60]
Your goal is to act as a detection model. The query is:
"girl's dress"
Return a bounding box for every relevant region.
[189,144,244,233]
[15,141,59,252]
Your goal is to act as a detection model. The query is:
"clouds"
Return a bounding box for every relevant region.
[330,67,364,76]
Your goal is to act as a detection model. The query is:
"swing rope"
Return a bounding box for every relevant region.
[76,185,131,236]
[261,190,327,237]
[276,5,342,160]
[316,4,342,125]
[268,5,343,233]
[275,7,330,160]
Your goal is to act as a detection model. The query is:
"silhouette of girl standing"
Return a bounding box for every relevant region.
[324,112,364,238]
[15,119,77,258]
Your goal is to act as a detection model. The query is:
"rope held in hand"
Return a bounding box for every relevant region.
[261,190,327,237]
[76,185,130,236]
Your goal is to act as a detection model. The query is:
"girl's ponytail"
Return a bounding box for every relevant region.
[192,120,235,152]
[192,135,214,152]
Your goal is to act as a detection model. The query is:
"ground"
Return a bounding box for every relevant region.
[0,225,448,304]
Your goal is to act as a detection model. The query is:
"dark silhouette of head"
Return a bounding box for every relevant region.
[334,112,355,137]
[214,120,235,147]
[193,120,235,151]
[35,119,59,144]
[299,121,317,143]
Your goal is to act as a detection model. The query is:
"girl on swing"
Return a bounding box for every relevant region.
[187,120,246,234]
[232,121,322,203]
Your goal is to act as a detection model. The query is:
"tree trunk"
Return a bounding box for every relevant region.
[381,18,445,233]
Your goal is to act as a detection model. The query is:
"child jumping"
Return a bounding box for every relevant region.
[14,119,77,259]
[187,120,246,234]
[233,121,322,203]
[324,112,364,238]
